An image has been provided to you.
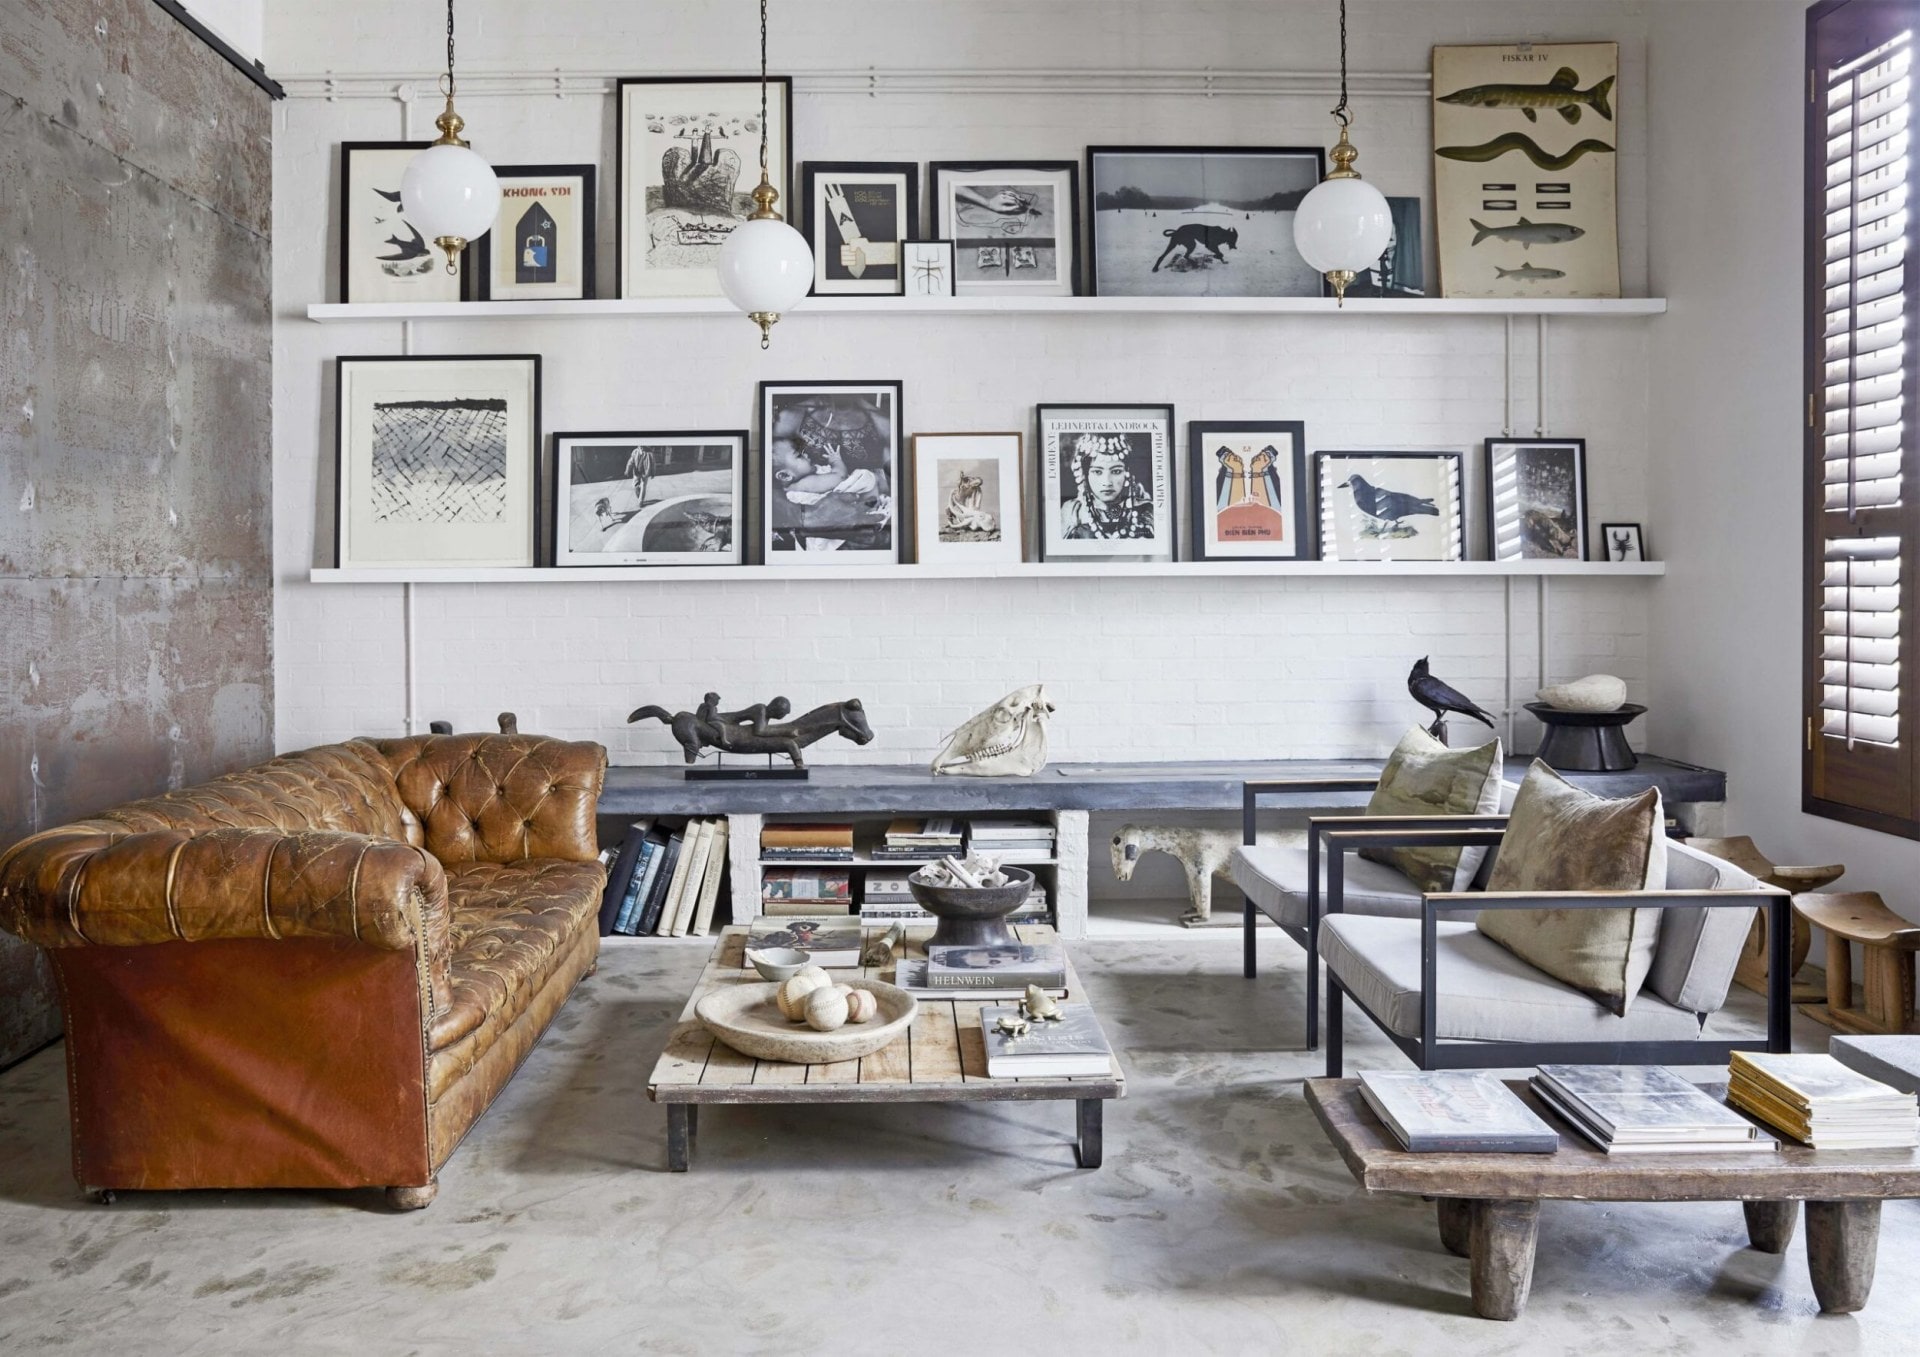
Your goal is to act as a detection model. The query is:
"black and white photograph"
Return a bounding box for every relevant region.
[473,164,596,302]
[1343,196,1426,298]
[1486,437,1589,560]
[1037,404,1176,562]
[552,431,745,567]
[1316,451,1466,562]
[929,161,1080,296]
[903,240,956,298]
[911,432,1024,565]
[804,162,918,296]
[1086,146,1326,297]
[1189,420,1310,561]
[617,77,791,298]
[338,142,461,304]
[1601,521,1645,563]
[334,355,540,569]
[760,381,904,565]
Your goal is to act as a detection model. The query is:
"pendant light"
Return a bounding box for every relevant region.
[402,0,501,275]
[717,0,814,348]
[1291,0,1394,305]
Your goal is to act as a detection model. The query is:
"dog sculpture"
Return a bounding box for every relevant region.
[1153,224,1239,273]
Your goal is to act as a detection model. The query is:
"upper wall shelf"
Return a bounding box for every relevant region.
[304,297,1669,322]
[308,561,1665,585]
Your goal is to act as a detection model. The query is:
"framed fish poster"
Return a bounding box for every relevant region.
[1036,404,1176,563]
[1485,437,1589,561]
[1188,420,1309,561]
[1315,451,1465,563]
[759,380,904,565]
[803,162,918,296]
[1432,42,1620,299]
[338,142,462,304]
[551,430,745,567]
[910,432,1024,565]
[929,161,1080,296]
[473,164,596,302]
[617,77,792,299]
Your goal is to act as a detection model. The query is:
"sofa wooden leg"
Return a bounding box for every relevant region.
[84,1186,117,1205]
[585,961,599,977]
[386,1179,439,1211]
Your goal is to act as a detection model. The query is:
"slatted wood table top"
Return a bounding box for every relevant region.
[647,925,1126,1106]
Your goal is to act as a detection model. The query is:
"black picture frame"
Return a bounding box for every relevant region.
[550,429,747,567]
[1035,403,1178,563]
[1600,521,1645,563]
[1188,420,1310,561]
[901,240,957,298]
[928,160,1082,296]
[757,379,907,566]
[473,163,598,302]
[1085,144,1329,298]
[1314,450,1467,562]
[338,140,461,304]
[802,161,920,297]
[1484,437,1591,561]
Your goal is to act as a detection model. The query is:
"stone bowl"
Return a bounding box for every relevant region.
[744,947,811,982]
[695,978,916,1065]
[907,866,1036,948]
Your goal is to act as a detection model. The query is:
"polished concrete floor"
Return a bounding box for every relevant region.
[0,934,1913,1355]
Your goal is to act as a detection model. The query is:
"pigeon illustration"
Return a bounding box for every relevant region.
[1408,656,1496,741]
[1339,475,1440,524]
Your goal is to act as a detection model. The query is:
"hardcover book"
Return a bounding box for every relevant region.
[667,820,714,936]
[762,869,852,901]
[893,958,1067,1000]
[1533,1064,1767,1148]
[1357,1071,1559,1154]
[924,942,1065,990]
[612,835,660,934]
[688,818,731,936]
[979,1004,1113,1078]
[746,917,863,968]
[762,822,856,849]
[634,829,681,935]
[598,818,652,935]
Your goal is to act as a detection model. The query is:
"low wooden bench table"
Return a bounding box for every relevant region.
[647,925,1123,1171]
[1305,1076,1920,1320]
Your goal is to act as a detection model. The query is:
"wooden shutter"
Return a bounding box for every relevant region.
[1807,0,1920,837]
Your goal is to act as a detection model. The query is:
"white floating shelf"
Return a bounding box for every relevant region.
[308,560,1664,584]
[304,296,1668,322]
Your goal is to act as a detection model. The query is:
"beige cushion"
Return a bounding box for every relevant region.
[1475,761,1667,1016]
[1647,838,1762,1014]
[1358,727,1504,893]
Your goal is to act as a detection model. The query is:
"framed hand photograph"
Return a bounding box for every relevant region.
[911,433,1024,565]
[760,381,904,565]
[1601,521,1644,563]
[929,161,1080,296]
[804,162,918,296]
[1485,437,1589,560]
[1189,421,1309,561]
[552,431,744,567]
[338,142,462,304]
[473,164,596,301]
[902,240,956,298]
[1316,451,1465,562]
[1086,145,1327,297]
[617,76,791,298]
[1036,404,1176,563]
[334,356,541,570]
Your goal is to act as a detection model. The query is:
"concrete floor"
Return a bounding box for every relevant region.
[0,935,1913,1355]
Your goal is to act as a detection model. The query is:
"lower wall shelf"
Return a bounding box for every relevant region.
[307,560,1664,584]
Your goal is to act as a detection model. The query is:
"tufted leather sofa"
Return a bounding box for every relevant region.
[0,733,607,1209]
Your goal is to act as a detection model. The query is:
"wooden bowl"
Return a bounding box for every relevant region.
[695,978,916,1065]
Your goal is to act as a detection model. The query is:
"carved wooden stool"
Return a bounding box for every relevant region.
[1689,836,1843,1001]
[1796,892,1920,1036]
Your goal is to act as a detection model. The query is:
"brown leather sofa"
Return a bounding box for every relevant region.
[0,733,607,1209]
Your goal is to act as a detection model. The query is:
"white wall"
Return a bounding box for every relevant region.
[267,0,1659,767]
[181,0,264,67]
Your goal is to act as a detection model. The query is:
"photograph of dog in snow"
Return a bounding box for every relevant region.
[1086,146,1325,297]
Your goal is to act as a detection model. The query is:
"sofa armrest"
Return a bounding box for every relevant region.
[1317,826,1509,922]
[1241,778,1378,845]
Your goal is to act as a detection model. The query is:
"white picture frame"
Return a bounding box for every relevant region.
[338,142,461,305]
[1036,404,1176,563]
[1316,450,1466,563]
[929,161,1080,296]
[902,240,957,299]
[552,431,745,567]
[911,433,1024,565]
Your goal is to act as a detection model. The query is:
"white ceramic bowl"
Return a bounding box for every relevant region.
[744,947,811,982]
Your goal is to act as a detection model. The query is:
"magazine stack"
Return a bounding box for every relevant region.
[1727,1053,1920,1149]
[1530,1065,1775,1154]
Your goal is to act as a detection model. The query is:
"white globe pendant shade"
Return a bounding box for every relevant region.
[401,142,501,247]
[1292,173,1394,276]
[718,215,815,316]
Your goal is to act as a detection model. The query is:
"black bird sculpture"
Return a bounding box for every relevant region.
[1408,656,1496,742]
[1339,475,1440,524]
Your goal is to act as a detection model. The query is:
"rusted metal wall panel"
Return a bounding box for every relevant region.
[0,0,273,1068]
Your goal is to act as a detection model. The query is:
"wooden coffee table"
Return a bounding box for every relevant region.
[647,925,1123,1171]
[1305,1076,1920,1320]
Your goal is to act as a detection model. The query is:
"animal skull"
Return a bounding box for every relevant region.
[929,684,1054,777]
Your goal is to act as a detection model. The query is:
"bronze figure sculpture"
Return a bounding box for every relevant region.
[628,693,874,772]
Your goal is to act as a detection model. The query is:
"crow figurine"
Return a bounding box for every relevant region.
[1407,656,1496,743]
[1338,475,1440,525]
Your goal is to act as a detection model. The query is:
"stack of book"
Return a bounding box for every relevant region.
[761,822,855,861]
[597,817,731,939]
[963,817,1056,863]
[1530,1064,1776,1155]
[978,1004,1113,1078]
[761,868,851,916]
[745,915,863,968]
[1727,1052,1920,1149]
[875,817,962,860]
[1357,1070,1559,1154]
[859,868,925,923]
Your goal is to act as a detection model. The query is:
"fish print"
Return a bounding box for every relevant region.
[1496,263,1567,282]
[1439,67,1615,124]
[1470,216,1586,248]
[1436,133,1616,172]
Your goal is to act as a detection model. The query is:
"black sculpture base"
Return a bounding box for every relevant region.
[685,761,809,781]
[1525,702,1647,773]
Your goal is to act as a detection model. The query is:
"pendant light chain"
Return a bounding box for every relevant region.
[444,0,456,100]
[1331,0,1351,127]
[758,0,770,178]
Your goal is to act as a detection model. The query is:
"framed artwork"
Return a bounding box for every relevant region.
[759,381,904,565]
[473,164,596,301]
[1316,451,1465,562]
[338,141,461,304]
[929,161,1079,296]
[803,162,918,296]
[902,240,956,298]
[1485,437,1590,560]
[1432,42,1620,299]
[1601,522,1644,563]
[552,430,745,567]
[616,76,792,299]
[1188,421,1309,561]
[1343,196,1426,299]
[1086,145,1326,297]
[1036,404,1176,563]
[910,433,1024,565]
[334,356,541,569]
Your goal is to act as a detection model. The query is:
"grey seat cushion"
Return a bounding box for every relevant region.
[1830,1036,1920,1095]
[1233,844,1424,930]
[1647,839,1763,1014]
[1321,914,1705,1044]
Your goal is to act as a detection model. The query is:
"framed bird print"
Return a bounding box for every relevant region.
[1315,451,1465,562]
[803,162,918,296]
[473,164,596,301]
[338,142,462,304]
[1485,437,1589,560]
[1189,420,1308,561]
[1036,404,1176,563]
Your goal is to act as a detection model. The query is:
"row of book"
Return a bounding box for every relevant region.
[758,817,1058,862]
[597,817,730,938]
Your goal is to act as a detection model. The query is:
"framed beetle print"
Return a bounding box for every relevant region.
[804,162,918,296]
[474,164,597,301]
[902,241,956,298]
[1601,522,1644,562]
[338,141,461,304]
[929,161,1080,296]
[760,380,904,565]
[1316,450,1465,562]
[911,432,1024,565]
[1485,437,1589,560]
[552,431,745,566]
[1036,404,1176,562]
[1189,421,1309,560]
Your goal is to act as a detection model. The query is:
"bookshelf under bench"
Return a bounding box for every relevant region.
[599,757,1727,941]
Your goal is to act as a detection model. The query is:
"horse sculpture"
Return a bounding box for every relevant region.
[628,693,874,770]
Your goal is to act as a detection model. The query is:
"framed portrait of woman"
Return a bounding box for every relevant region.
[758,380,904,565]
[1035,404,1176,563]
